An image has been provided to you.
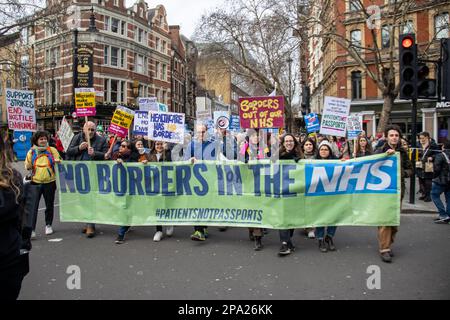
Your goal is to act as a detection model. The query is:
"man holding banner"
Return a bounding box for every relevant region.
[375,125,412,263]
[66,121,109,238]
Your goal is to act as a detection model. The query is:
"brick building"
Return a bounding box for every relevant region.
[31,0,172,131]
[307,0,449,140]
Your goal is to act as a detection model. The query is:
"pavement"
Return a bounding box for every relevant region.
[402,178,439,214]
[10,162,450,300]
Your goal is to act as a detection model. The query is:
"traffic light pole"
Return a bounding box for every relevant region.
[410,98,418,205]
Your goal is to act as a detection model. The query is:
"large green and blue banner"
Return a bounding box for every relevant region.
[56,154,401,228]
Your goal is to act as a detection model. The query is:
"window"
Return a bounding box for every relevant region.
[155,37,160,51]
[155,61,160,78]
[121,21,126,35]
[350,29,362,51]
[120,81,126,102]
[435,13,449,40]
[104,79,108,99]
[111,47,119,66]
[21,55,29,89]
[349,0,361,12]
[162,64,167,80]
[162,91,166,104]
[381,25,391,48]
[138,29,143,42]
[121,49,126,68]
[111,18,119,33]
[162,41,166,53]
[104,16,110,31]
[402,20,414,35]
[110,80,118,102]
[351,71,362,100]
[114,0,119,6]
[104,46,109,65]
[135,54,144,74]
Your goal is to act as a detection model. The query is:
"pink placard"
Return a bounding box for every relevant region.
[108,123,128,138]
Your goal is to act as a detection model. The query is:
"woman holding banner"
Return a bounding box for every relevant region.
[315,141,338,253]
[300,138,317,239]
[149,141,174,242]
[277,134,302,256]
[239,129,271,251]
[25,131,62,238]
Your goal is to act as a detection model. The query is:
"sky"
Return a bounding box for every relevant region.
[126,0,224,38]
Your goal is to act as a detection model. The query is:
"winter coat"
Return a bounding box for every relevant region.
[417,142,440,179]
[375,142,413,181]
[66,132,109,161]
[0,170,29,280]
[433,150,450,186]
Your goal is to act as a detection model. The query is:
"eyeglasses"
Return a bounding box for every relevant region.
[87,129,95,132]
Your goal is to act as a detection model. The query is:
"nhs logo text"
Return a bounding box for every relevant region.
[305,157,398,196]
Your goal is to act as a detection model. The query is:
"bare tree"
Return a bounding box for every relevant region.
[194,0,302,131]
[297,0,448,133]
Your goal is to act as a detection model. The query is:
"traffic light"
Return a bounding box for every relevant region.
[399,34,418,100]
[443,39,450,101]
[417,63,436,98]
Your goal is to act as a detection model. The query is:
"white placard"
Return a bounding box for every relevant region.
[6,89,37,132]
[138,97,158,112]
[57,117,74,152]
[320,96,351,137]
[148,111,185,144]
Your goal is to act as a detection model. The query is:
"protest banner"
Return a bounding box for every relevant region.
[320,96,351,137]
[75,88,96,117]
[347,114,364,140]
[57,153,400,228]
[109,106,135,138]
[138,97,158,112]
[6,89,37,132]
[214,111,230,129]
[304,113,320,133]
[148,111,185,144]
[229,115,241,131]
[133,111,149,136]
[57,117,74,152]
[239,96,285,129]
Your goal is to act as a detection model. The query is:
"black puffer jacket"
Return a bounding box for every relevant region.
[433,150,450,186]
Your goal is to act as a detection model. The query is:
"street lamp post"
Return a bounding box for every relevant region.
[287,57,293,131]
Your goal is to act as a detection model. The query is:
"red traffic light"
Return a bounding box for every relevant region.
[402,37,414,49]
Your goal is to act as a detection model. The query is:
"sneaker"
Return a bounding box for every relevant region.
[278,242,292,256]
[191,231,206,241]
[31,231,36,240]
[434,217,450,224]
[115,235,125,245]
[318,239,327,253]
[308,230,316,239]
[153,231,163,242]
[45,225,53,235]
[380,252,392,263]
[325,235,336,251]
[424,197,432,202]
[166,226,174,237]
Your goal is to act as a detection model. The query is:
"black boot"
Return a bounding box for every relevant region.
[325,235,336,251]
[254,236,263,251]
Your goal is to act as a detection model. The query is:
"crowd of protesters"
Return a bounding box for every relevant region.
[2,119,450,290]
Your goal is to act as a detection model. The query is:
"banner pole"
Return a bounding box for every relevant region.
[85,116,91,149]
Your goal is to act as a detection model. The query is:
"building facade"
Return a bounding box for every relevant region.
[32,0,172,132]
[307,0,450,141]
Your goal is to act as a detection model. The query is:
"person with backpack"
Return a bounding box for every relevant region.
[24,131,62,239]
[431,140,450,224]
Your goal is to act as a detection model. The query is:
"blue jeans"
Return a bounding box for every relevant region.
[118,226,130,237]
[316,227,337,240]
[431,183,450,219]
